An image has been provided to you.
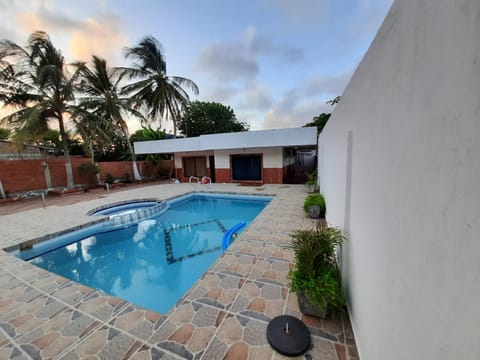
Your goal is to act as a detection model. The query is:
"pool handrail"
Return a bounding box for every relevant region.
[189,176,200,183]
[201,176,212,184]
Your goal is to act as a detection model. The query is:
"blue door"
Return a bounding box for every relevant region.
[232,156,261,180]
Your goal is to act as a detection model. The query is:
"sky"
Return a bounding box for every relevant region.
[0,0,394,133]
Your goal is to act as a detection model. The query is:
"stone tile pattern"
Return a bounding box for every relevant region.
[0,184,359,359]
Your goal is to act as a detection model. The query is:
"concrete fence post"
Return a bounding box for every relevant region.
[0,179,5,199]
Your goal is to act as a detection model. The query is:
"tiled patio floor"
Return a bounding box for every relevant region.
[0,183,358,359]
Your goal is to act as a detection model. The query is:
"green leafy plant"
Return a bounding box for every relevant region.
[305,170,317,185]
[104,173,115,184]
[122,173,132,183]
[303,193,326,218]
[285,225,346,316]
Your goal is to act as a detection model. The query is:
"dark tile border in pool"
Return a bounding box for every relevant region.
[163,219,227,264]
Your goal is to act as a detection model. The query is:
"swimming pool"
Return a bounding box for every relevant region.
[15,193,272,314]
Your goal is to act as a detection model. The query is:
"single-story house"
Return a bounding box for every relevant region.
[134,127,317,184]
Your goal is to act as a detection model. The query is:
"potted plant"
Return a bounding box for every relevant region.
[285,225,345,318]
[305,170,317,193]
[303,193,326,219]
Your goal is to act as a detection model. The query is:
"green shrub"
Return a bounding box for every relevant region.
[288,263,345,314]
[305,170,317,185]
[303,193,326,217]
[285,225,346,315]
[122,173,132,183]
[104,173,115,184]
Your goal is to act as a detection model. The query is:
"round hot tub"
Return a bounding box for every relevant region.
[89,200,160,217]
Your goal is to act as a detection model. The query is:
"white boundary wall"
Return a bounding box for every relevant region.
[319,1,480,359]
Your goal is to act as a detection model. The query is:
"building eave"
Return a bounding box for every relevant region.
[134,127,317,154]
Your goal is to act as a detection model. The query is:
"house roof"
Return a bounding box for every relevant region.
[134,127,317,154]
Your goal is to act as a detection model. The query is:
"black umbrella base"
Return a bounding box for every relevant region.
[266,315,311,356]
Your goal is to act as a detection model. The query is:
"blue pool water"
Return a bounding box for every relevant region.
[23,193,272,314]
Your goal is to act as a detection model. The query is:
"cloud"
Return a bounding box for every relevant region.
[265,0,332,26]
[69,15,129,63]
[236,82,272,111]
[338,0,394,47]
[200,84,239,104]
[258,72,349,130]
[242,27,303,63]
[304,71,352,97]
[0,24,18,43]
[16,6,82,33]
[14,4,128,64]
[196,41,258,82]
[261,95,332,129]
[196,26,302,82]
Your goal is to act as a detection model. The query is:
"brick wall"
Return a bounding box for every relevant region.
[98,160,173,181]
[0,158,173,193]
[263,168,283,184]
[172,167,285,184]
[212,167,283,184]
[214,169,231,183]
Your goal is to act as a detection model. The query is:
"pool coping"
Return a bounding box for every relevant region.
[0,184,358,359]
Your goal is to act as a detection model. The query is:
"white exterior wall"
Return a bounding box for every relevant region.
[319,1,480,359]
[214,147,283,168]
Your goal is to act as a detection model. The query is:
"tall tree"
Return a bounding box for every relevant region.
[130,125,167,163]
[0,31,82,187]
[75,55,146,180]
[304,113,331,135]
[178,101,249,137]
[121,36,199,137]
[0,127,10,140]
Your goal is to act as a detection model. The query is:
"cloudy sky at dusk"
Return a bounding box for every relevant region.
[0,0,393,132]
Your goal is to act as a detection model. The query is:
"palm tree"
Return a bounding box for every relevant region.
[74,55,146,180]
[0,31,81,188]
[121,36,199,137]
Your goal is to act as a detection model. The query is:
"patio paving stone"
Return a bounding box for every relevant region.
[212,252,257,278]
[109,303,167,341]
[0,338,29,360]
[27,270,71,294]
[57,324,142,359]
[186,272,244,311]
[230,280,287,322]
[226,238,266,257]
[75,291,128,323]
[150,301,226,359]
[14,307,101,359]
[202,314,272,359]
[248,257,291,287]
[48,280,96,307]
[260,242,295,262]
